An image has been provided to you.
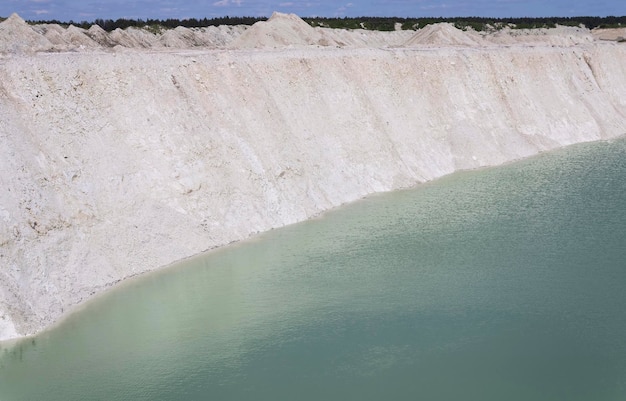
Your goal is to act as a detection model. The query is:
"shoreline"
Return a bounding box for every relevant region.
[2,136,625,345]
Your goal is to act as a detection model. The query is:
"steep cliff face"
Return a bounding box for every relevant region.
[1,43,625,340]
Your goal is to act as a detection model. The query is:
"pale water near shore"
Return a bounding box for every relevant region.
[1,138,626,400]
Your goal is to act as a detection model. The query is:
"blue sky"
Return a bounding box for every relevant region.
[1,0,624,22]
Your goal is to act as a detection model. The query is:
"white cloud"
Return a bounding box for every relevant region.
[33,9,49,14]
[213,0,243,6]
[419,2,451,9]
[334,2,354,15]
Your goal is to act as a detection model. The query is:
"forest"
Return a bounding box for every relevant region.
[4,15,626,32]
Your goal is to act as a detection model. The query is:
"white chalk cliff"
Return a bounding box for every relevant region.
[1,12,626,341]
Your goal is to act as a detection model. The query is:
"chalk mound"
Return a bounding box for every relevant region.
[85,24,118,47]
[200,25,247,47]
[592,27,626,42]
[109,27,159,48]
[32,23,102,50]
[0,12,614,54]
[32,23,65,45]
[403,23,483,47]
[229,12,331,49]
[486,26,593,46]
[318,28,415,48]
[159,26,210,47]
[0,13,54,53]
[63,25,100,48]
[159,27,193,48]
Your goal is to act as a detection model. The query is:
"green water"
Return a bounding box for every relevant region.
[2,138,626,400]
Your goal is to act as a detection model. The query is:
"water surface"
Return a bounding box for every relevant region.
[2,138,626,400]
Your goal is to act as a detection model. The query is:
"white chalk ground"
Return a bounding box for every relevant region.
[1,12,626,341]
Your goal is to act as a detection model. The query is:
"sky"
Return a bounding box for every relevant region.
[1,0,624,23]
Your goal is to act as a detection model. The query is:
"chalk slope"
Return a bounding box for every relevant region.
[1,14,626,341]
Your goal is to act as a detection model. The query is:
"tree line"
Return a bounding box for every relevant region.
[15,15,626,32]
[305,16,626,31]
[21,16,266,31]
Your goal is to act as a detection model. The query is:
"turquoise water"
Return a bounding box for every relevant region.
[1,138,626,400]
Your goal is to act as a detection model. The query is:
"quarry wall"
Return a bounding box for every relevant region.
[1,43,626,340]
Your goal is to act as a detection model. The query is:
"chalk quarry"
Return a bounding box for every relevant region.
[1,12,625,341]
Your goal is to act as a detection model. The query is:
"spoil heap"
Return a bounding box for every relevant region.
[0,13,54,53]
[0,13,248,52]
[229,12,334,48]
[403,23,484,46]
